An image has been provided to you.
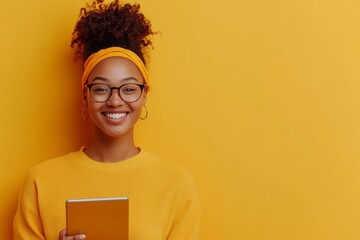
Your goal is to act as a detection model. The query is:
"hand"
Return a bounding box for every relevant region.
[59,228,86,240]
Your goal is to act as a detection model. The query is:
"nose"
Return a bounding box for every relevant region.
[106,89,125,107]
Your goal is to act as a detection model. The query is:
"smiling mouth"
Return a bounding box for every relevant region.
[104,113,127,120]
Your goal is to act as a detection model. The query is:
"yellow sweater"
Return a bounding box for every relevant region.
[13,149,201,240]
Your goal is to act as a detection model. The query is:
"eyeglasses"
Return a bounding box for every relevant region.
[86,83,146,103]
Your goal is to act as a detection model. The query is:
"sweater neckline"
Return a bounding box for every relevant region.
[73,146,150,170]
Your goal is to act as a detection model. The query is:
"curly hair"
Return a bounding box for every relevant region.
[71,0,154,64]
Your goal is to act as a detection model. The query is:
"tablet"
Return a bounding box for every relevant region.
[66,197,129,240]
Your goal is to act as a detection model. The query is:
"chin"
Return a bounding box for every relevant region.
[94,125,134,139]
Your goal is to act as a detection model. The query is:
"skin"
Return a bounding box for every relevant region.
[58,57,147,239]
[59,229,85,240]
[83,57,147,163]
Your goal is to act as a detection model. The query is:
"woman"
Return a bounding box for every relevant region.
[13,0,201,239]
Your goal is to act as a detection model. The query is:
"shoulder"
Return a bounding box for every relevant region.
[141,150,191,174]
[27,150,82,179]
[140,150,196,185]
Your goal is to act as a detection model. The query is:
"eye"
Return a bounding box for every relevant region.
[92,85,109,94]
[121,85,139,95]
[125,87,136,92]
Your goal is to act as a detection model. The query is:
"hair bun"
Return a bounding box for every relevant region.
[71,0,154,64]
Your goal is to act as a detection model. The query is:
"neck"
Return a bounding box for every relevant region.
[84,127,139,163]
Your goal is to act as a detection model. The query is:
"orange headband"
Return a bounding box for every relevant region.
[81,47,149,89]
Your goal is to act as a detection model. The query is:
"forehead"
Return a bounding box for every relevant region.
[88,57,144,84]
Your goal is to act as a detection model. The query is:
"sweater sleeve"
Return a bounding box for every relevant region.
[13,172,45,240]
[167,175,201,240]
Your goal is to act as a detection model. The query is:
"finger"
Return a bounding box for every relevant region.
[59,228,67,239]
[73,234,86,240]
[58,228,86,240]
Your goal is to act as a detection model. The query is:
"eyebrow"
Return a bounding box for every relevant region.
[91,76,139,82]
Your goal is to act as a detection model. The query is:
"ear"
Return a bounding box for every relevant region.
[142,87,147,104]
[82,88,88,107]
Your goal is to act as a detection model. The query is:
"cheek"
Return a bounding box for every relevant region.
[87,101,101,116]
[131,104,143,113]
[129,101,145,115]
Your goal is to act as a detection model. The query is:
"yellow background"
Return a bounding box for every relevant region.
[1,0,360,239]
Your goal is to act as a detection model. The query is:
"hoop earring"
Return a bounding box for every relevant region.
[82,105,88,121]
[140,105,148,120]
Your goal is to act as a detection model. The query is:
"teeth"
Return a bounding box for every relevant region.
[105,113,126,119]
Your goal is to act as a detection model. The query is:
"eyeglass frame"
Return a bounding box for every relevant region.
[86,83,146,103]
